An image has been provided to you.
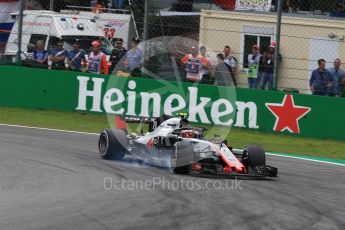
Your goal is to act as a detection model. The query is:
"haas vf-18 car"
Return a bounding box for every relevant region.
[98,115,277,177]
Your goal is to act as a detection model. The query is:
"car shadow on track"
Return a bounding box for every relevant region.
[103,156,277,181]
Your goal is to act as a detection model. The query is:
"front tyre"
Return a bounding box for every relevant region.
[245,145,266,168]
[98,129,128,160]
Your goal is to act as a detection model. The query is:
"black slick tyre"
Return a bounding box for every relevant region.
[98,129,128,160]
[246,145,266,168]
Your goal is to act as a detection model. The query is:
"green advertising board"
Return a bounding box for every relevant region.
[0,65,344,140]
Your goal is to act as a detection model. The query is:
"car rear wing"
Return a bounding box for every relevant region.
[114,115,174,133]
[114,113,190,133]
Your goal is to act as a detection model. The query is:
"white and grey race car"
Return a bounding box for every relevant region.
[98,115,277,177]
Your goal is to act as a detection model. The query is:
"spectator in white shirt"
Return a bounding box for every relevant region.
[223,45,237,75]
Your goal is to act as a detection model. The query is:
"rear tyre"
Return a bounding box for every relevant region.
[171,142,194,174]
[98,129,128,160]
[246,145,266,168]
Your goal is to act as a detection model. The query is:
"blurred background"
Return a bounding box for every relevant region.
[1,0,345,93]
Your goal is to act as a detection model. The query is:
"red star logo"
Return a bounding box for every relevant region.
[265,94,311,133]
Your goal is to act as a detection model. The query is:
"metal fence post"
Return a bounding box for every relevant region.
[142,0,149,71]
[143,0,149,41]
[273,0,282,90]
[50,0,54,11]
[16,0,25,65]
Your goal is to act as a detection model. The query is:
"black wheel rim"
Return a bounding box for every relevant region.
[99,133,108,155]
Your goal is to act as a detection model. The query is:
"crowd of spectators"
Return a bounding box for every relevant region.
[20,36,345,97]
[179,43,281,89]
[4,0,344,99]
[177,41,345,98]
[20,38,276,90]
[21,37,241,88]
[21,37,143,76]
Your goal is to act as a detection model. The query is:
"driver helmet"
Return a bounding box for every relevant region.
[181,130,199,138]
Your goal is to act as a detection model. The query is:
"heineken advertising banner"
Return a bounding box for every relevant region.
[235,0,272,11]
[0,65,345,140]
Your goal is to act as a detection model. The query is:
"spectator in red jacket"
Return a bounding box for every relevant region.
[181,46,209,82]
[88,40,108,75]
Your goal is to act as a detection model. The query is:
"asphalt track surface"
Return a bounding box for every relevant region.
[0,125,344,230]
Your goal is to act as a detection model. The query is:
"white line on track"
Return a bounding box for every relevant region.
[265,153,345,167]
[0,123,344,167]
[0,123,98,136]
[230,149,344,167]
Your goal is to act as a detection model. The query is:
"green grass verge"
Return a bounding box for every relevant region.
[0,106,344,160]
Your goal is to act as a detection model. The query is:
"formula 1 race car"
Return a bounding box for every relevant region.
[98,115,277,177]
